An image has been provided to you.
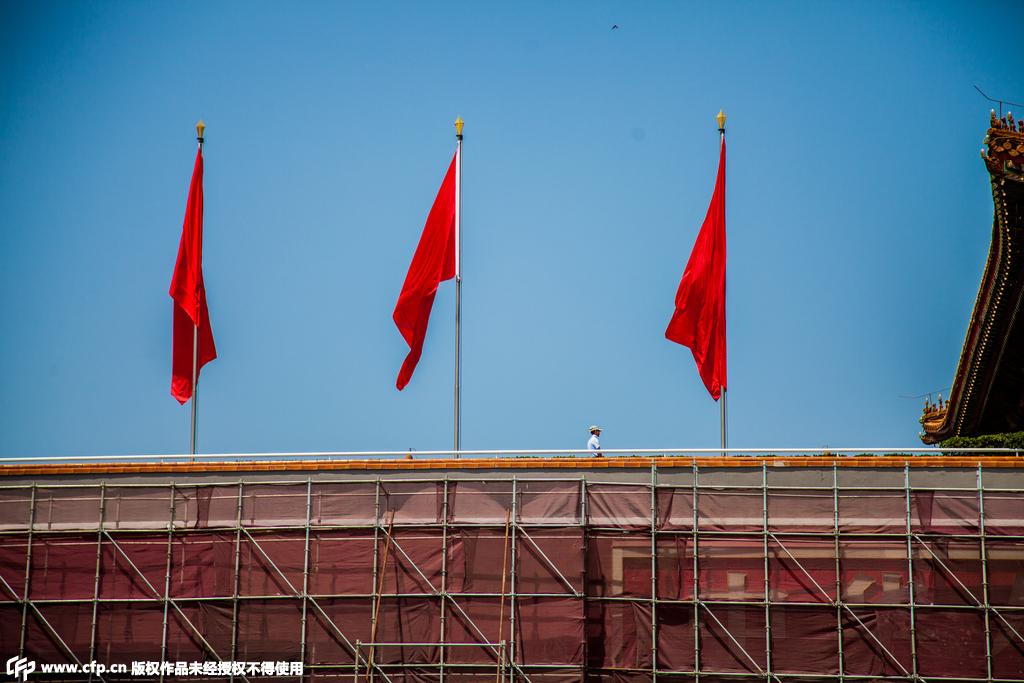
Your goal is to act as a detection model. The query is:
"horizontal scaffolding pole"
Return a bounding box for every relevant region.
[5,594,1024,610]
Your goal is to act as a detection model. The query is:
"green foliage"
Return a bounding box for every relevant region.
[940,432,1024,451]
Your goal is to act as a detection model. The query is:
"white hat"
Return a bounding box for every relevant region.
[589,425,602,432]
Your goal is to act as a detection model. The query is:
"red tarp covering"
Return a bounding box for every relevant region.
[842,607,913,676]
[0,478,1021,680]
[770,606,838,674]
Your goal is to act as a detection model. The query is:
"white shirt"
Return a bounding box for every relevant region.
[587,434,601,451]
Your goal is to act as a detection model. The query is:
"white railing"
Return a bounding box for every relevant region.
[0,447,1020,463]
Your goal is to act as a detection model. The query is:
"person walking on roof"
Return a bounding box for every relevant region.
[588,425,603,457]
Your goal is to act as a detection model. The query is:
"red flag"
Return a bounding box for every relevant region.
[169,147,217,404]
[665,136,727,400]
[393,152,457,390]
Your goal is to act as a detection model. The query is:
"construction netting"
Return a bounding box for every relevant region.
[0,466,1022,681]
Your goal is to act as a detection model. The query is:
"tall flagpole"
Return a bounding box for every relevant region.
[716,109,727,454]
[453,116,464,455]
[190,119,205,460]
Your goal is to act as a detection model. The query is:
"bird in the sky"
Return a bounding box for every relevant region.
[611,24,619,30]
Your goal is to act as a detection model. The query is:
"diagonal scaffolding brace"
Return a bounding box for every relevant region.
[514,525,581,597]
[699,602,783,683]
[238,528,395,683]
[769,532,923,681]
[911,533,1024,645]
[378,529,507,661]
[101,531,247,681]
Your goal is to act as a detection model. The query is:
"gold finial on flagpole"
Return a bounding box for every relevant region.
[716,109,726,133]
[196,119,206,142]
[454,116,464,139]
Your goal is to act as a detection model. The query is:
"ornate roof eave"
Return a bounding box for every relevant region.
[921,112,1024,444]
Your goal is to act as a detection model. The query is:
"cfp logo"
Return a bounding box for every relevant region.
[5,657,35,682]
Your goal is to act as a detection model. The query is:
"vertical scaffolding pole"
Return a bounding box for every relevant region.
[977,465,994,682]
[87,485,106,682]
[440,478,450,682]
[159,486,176,681]
[903,465,920,678]
[761,464,773,677]
[299,479,313,667]
[650,462,659,679]
[833,466,845,682]
[370,513,395,681]
[692,463,701,681]
[18,485,37,657]
[370,479,381,682]
[230,482,244,675]
[497,510,510,683]
[509,477,518,683]
[368,485,391,679]
[579,478,589,679]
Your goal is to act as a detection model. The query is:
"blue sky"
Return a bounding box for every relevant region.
[1,1,1021,457]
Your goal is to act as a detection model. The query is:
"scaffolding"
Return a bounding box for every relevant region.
[1,459,1023,681]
